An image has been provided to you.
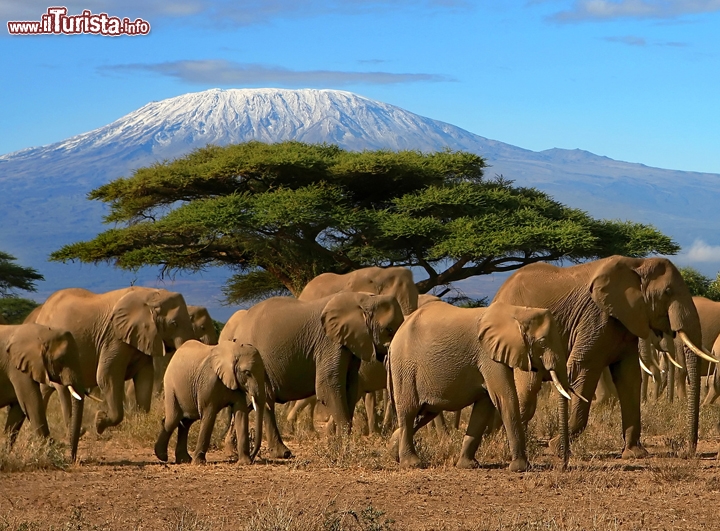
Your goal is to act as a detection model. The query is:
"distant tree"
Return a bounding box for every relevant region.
[0,251,43,297]
[680,267,720,302]
[0,297,40,324]
[51,141,680,303]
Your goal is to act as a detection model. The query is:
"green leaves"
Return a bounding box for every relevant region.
[52,141,678,303]
[0,251,44,297]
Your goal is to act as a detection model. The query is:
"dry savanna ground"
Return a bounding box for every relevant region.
[2,388,720,531]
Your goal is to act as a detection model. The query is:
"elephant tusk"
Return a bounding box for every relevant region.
[639,358,653,377]
[251,395,258,412]
[665,351,684,370]
[68,385,83,401]
[679,331,720,364]
[570,388,589,403]
[549,370,572,401]
[84,392,104,403]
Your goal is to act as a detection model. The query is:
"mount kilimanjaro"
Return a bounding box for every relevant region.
[1,88,718,319]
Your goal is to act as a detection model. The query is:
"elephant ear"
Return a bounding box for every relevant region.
[477,303,532,372]
[7,332,48,383]
[210,344,239,391]
[321,293,376,362]
[590,258,652,340]
[111,290,164,357]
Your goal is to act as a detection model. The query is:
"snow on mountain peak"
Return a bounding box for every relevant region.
[1,88,509,167]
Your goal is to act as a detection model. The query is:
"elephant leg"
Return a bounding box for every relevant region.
[432,413,449,433]
[4,403,26,448]
[132,357,155,413]
[12,379,51,440]
[610,354,648,459]
[192,407,218,465]
[667,362,675,403]
[364,392,378,435]
[343,356,362,432]
[175,418,194,464]
[484,363,527,472]
[457,395,495,469]
[397,407,423,468]
[233,402,251,465]
[452,409,462,430]
[221,406,238,458]
[154,395,183,463]
[263,402,292,459]
[381,389,396,434]
[288,397,318,432]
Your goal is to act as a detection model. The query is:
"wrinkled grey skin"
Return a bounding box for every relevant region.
[155,340,266,465]
[28,287,195,435]
[493,256,704,458]
[221,292,403,459]
[388,301,571,472]
[0,324,87,461]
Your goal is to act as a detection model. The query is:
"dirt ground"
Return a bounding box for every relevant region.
[3,427,720,531]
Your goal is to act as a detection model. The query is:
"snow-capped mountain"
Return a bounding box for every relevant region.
[1,88,718,319]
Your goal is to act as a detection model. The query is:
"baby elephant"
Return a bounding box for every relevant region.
[154,339,266,465]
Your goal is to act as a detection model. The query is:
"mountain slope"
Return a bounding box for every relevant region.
[0,88,717,318]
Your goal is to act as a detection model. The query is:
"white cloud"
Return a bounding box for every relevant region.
[685,240,720,262]
[552,0,720,22]
[101,59,453,86]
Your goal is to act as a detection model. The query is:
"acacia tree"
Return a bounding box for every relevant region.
[51,141,679,303]
[0,251,43,297]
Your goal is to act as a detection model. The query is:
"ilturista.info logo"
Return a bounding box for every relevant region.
[7,7,150,36]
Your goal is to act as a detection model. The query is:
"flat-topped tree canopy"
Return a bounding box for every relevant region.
[52,141,679,303]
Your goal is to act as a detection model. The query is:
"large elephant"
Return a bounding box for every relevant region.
[0,323,87,461]
[493,256,713,457]
[388,301,573,471]
[287,288,441,434]
[28,287,195,434]
[220,292,404,458]
[154,339,266,465]
[298,266,418,315]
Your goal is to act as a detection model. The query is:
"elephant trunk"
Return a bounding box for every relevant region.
[70,393,84,462]
[669,298,702,455]
[559,384,569,469]
[249,386,265,462]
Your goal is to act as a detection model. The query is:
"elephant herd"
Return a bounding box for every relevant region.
[1,256,719,472]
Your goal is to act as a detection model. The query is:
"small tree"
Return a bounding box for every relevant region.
[0,297,40,324]
[51,142,679,303]
[0,251,43,297]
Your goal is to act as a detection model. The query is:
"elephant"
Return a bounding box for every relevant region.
[150,305,219,394]
[388,300,573,471]
[27,287,195,434]
[493,255,713,458]
[287,288,443,434]
[220,292,404,458]
[154,339,266,465]
[187,305,219,346]
[0,323,87,461]
[298,266,418,316]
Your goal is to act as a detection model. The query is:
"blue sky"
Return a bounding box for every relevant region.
[1,0,720,174]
